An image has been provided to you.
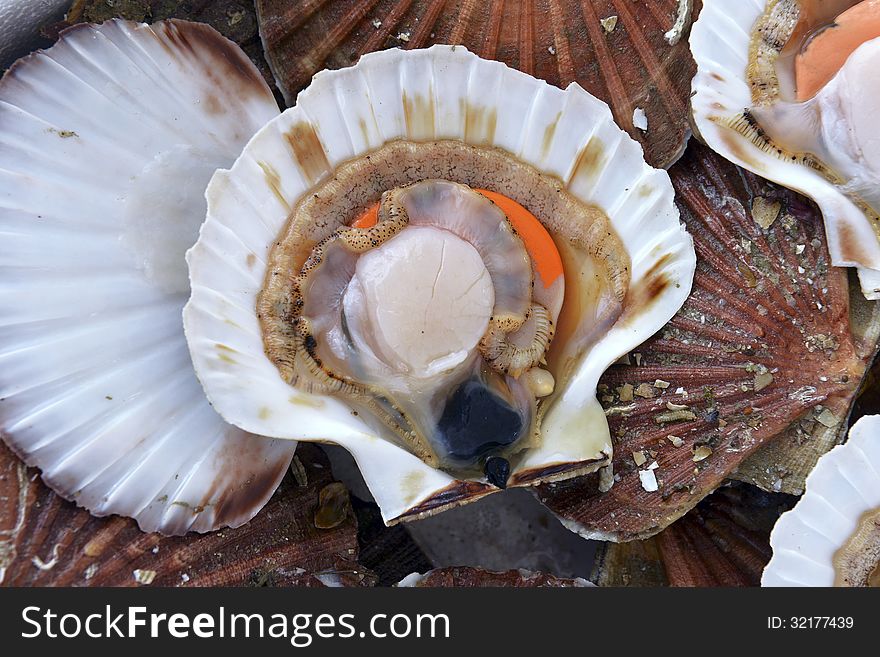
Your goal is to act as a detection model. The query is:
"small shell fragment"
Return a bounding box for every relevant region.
[133,569,157,585]
[617,383,634,402]
[816,409,840,428]
[639,469,659,492]
[635,383,655,398]
[668,435,685,447]
[632,451,647,466]
[752,197,781,230]
[598,464,615,493]
[633,108,649,131]
[754,371,774,392]
[314,483,352,530]
[692,446,712,462]
[601,16,619,33]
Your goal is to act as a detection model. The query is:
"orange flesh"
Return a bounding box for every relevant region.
[795,0,880,100]
[351,189,564,288]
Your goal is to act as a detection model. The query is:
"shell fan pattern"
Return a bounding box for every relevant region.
[0,19,292,536]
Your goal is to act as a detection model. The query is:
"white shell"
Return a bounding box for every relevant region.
[184,45,696,524]
[0,20,292,535]
[763,415,880,586]
[690,0,880,299]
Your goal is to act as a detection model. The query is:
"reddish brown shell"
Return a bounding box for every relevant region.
[592,484,797,586]
[537,142,871,541]
[0,444,372,587]
[254,0,696,168]
[402,567,590,587]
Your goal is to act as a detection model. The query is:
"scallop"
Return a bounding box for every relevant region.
[763,414,880,586]
[691,0,880,299]
[0,20,289,535]
[184,45,696,524]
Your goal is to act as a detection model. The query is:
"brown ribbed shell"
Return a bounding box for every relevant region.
[403,567,590,587]
[592,484,797,586]
[537,142,873,541]
[0,444,372,587]
[254,0,696,168]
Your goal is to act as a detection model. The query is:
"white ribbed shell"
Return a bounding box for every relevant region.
[763,415,880,586]
[0,20,292,535]
[184,45,696,524]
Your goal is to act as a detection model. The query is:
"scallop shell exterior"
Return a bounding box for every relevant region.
[537,142,870,541]
[56,0,280,97]
[690,0,880,299]
[592,483,796,586]
[398,568,592,587]
[0,442,372,586]
[184,44,696,525]
[0,19,293,535]
[763,414,880,586]
[254,0,697,169]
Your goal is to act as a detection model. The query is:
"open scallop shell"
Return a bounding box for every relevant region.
[0,19,292,535]
[690,0,880,299]
[537,142,871,541]
[254,0,697,169]
[763,414,880,586]
[184,44,695,525]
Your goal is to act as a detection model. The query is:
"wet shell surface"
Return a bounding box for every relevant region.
[537,143,872,541]
[763,414,880,586]
[254,0,697,169]
[592,483,797,586]
[0,19,293,535]
[184,45,695,525]
[0,442,371,587]
[690,0,880,299]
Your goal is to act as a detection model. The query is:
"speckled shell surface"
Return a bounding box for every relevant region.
[255,0,697,169]
[0,19,292,536]
[184,45,695,525]
[690,0,880,299]
[763,414,880,586]
[537,143,870,542]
